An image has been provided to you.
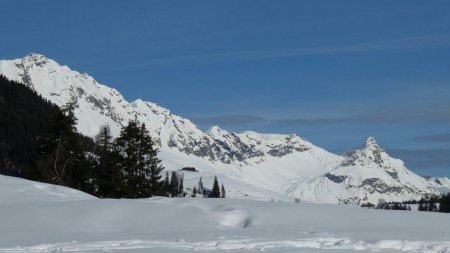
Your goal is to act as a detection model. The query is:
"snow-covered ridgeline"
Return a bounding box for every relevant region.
[0,54,441,204]
[0,53,332,167]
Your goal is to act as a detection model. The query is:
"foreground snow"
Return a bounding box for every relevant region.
[1,175,450,253]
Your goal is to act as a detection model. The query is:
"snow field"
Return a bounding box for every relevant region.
[1,175,450,252]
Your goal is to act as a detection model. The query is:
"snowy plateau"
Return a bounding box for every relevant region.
[0,53,449,205]
[1,175,450,253]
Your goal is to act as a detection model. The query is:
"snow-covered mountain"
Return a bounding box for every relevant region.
[0,53,439,203]
[290,137,439,204]
[426,177,450,194]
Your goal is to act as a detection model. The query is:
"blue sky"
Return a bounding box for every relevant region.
[2,0,450,176]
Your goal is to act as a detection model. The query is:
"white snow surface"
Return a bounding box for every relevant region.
[0,54,439,204]
[1,175,450,253]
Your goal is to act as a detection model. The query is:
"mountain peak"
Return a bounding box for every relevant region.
[363,137,380,150]
[24,53,48,61]
[207,125,224,135]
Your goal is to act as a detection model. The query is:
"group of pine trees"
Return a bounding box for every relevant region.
[27,96,165,198]
[375,200,411,211]
[375,194,450,213]
[191,176,225,198]
[161,173,226,198]
[0,75,228,199]
[0,75,59,176]
[163,171,185,197]
[417,194,450,213]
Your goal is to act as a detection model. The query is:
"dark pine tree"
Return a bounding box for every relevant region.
[95,125,119,198]
[192,186,197,197]
[197,177,204,195]
[221,184,226,198]
[209,176,220,198]
[178,173,184,197]
[34,98,83,186]
[163,171,170,196]
[170,171,179,197]
[112,119,164,198]
[439,193,450,213]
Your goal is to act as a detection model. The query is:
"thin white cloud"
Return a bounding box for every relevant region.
[118,34,450,69]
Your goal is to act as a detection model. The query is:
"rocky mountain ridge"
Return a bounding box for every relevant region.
[0,53,440,204]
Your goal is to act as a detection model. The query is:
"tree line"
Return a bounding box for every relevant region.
[417,194,450,213]
[0,75,226,199]
[373,194,450,213]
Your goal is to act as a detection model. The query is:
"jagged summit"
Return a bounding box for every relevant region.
[24,53,47,60]
[363,137,380,150]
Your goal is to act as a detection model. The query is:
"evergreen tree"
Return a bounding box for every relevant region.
[439,193,450,213]
[163,171,170,196]
[192,186,197,197]
[112,119,164,198]
[197,177,204,195]
[34,99,82,186]
[95,125,118,197]
[170,171,179,197]
[178,173,184,197]
[221,184,226,198]
[429,201,438,212]
[209,176,220,198]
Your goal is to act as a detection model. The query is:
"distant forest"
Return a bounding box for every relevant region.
[0,75,225,199]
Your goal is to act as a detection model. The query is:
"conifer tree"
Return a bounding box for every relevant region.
[209,176,220,198]
[439,193,450,213]
[34,99,82,186]
[170,171,179,197]
[95,125,117,197]
[198,177,204,195]
[112,119,164,198]
[163,171,170,196]
[192,186,197,197]
[178,173,184,197]
[221,184,226,198]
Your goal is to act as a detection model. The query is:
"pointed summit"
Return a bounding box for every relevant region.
[23,53,48,63]
[363,137,381,151]
[207,125,224,135]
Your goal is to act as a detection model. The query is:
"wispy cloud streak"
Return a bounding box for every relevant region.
[192,105,450,127]
[119,34,450,69]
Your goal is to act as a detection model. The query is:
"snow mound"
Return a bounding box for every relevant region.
[0,175,94,204]
[214,206,252,228]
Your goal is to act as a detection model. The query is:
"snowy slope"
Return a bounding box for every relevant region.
[0,175,94,204]
[1,176,450,253]
[290,137,439,204]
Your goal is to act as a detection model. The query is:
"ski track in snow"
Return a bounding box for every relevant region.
[2,237,450,253]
